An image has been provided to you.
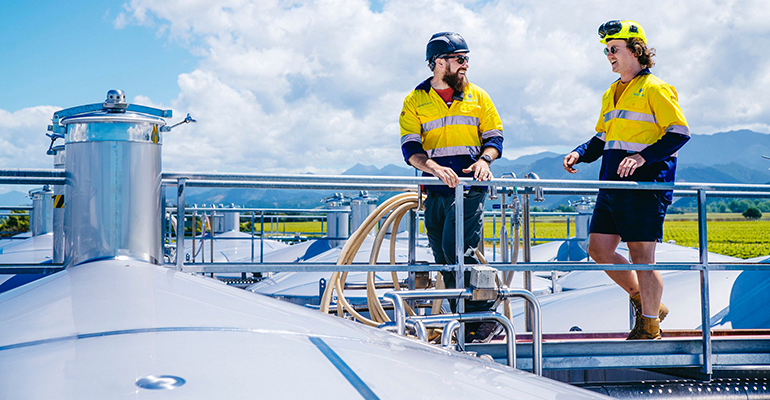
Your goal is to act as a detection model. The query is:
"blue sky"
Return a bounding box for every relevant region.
[0,0,196,110]
[2,0,770,179]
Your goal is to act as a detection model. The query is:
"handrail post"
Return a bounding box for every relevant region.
[697,188,713,377]
[522,192,532,332]
[175,178,186,271]
[454,184,466,347]
[260,211,265,263]
[250,211,255,262]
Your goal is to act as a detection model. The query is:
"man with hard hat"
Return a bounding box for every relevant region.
[563,20,690,339]
[399,32,504,341]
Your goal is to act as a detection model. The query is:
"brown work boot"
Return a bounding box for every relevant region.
[626,316,662,340]
[628,293,668,339]
[629,293,669,322]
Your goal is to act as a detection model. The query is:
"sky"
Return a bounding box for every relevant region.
[2,0,770,179]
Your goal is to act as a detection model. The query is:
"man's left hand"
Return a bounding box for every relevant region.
[463,160,494,181]
[617,154,646,178]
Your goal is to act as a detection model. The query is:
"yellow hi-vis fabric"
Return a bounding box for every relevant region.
[400,82,503,160]
[595,73,689,153]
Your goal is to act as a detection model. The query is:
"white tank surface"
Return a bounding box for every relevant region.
[249,235,554,306]
[501,269,770,333]
[0,232,54,293]
[0,232,53,264]
[0,259,611,399]
[247,235,433,305]
[184,230,290,263]
[498,240,766,332]
[555,241,741,290]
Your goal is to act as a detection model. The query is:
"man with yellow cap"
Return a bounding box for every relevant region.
[563,20,690,339]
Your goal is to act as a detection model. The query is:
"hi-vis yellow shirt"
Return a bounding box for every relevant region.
[595,71,689,155]
[574,69,690,202]
[400,79,503,176]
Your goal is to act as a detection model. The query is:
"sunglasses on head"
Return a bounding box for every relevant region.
[603,45,624,56]
[441,54,469,65]
[598,20,622,39]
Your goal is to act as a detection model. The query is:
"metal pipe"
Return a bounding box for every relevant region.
[454,185,466,347]
[191,213,196,263]
[697,188,713,377]
[250,212,255,262]
[501,288,542,375]
[383,288,542,374]
[409,312,517,369]
[175,178,186,271]
[260,211,265,263]
[160,171,770,193]
[441,320,461,348]
[404,320,428,342]
[522,193,532,332]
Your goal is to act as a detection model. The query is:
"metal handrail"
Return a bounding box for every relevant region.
[3,168,770,378]
[165,172,770,378]
[382,288,543,375]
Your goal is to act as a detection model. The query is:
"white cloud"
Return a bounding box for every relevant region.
[0,106,60,169]
[104,0,770,174]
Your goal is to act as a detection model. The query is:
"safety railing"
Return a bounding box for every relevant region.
[164,172,770,378]
[3,168,770,378]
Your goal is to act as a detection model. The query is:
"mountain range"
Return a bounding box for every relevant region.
[1,130,768,208]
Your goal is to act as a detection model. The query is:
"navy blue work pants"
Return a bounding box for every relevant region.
[424,188,493,312]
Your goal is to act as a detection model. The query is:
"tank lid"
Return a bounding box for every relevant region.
[59,110,167,126]
[324,193,350,205]
[51,89,172,125]
[28,185,53,197]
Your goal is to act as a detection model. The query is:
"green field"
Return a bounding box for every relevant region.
[246,212,770,260]
[514,213,770,259]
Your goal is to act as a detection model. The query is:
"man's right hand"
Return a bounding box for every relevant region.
[428,162,460,188]
[563,151,580,174]
[408,154,461,188]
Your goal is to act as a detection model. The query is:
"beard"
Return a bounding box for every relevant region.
[442,66,468,92]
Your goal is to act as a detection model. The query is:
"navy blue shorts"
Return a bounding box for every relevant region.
[589,189,668,242]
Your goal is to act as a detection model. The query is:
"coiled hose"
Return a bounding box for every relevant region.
[319,191,521,328]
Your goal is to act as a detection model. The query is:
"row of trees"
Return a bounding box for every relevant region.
[0,210,29,236]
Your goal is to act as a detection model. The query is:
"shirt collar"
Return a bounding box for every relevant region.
[416,77,465,101]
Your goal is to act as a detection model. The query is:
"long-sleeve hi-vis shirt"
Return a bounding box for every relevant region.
[400,78,503,196]
[573,69,690,204]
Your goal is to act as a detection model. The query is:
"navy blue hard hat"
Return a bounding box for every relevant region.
[426,32,469,67]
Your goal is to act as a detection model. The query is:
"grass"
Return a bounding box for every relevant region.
[247,212,770,260]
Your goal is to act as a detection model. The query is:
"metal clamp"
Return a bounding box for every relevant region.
[161,113,197,132]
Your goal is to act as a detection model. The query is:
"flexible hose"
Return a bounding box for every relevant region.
[320,193,414,312]
[320,193,421,326]
[320,191,520,333]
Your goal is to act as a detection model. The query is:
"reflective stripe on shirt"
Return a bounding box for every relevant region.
[426,146,481,158]
[666,124,690,136]
[604,109,657,124]
[604,140,650,152]
[400,133,422,146]
[481,129,503,140]
[421,115,480,133]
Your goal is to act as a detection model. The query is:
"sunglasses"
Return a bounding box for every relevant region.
[441,54,469,65]
[603,45,625,56]
[598,20,622,39]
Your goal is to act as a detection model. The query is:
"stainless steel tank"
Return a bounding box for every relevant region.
[28,186,53,237]
[324,193,350,247]
[572,197,594,240]
[222,204,241,232]
[53,90,171,267]
[350,191,377,235]
[52,144,65,263]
